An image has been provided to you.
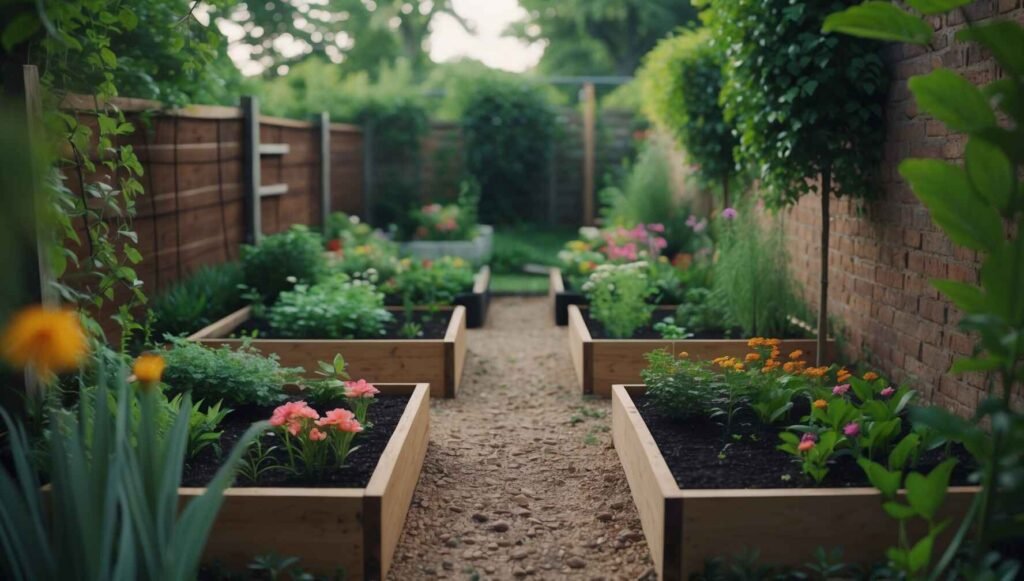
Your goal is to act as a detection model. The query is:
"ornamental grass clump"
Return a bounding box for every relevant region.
[582,262,657,339]
[267,274,394,339]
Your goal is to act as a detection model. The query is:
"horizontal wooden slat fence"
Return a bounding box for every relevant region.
[59,95,364,298]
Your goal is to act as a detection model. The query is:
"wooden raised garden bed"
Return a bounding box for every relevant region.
[612,385,978,580]
[549,267,586,326]
[182,383,429,580]
[453,265,491,329]
[189,306,467,398]
[568,305,836,397]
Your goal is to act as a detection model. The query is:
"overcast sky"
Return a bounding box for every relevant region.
[429,0,543,72]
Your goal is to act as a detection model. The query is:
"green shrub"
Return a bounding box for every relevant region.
[267,275,394,339]
[711,205,799,338]
[638,28,739,193]
[582,262,657,338]
[673,287,730,336]
[162,337,301,408]
[149,263,244,338]
[241,225,325,303]
[461,78,556,224]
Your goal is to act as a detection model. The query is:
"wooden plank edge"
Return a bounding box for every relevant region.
[187,306,252,340]
[473,265,491,294]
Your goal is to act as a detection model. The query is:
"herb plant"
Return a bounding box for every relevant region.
[266,275,394,339]
[382,256,475,305]
[168,395,231,460]
[241,226,325,302]
[161,337,301,408]
[641,349,720,420]
[582,262,657,338]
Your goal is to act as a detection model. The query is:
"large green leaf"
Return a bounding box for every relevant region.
[823,2,932,44]
[965,138,1015,212]
[899,159,1004,253]
[858,457,901,499]
[957,22,1024,78]
[931,279,986,313]
[909,69,997,133]
[906,0,973,14]
[906,459,958,521]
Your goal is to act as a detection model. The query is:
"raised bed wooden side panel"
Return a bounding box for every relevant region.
[181,383,429,580]
[190,306,466,398]
[612,385,978,580]
[570,306,838,398]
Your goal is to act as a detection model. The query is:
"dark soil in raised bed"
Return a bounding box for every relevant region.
[633,393,977,489]
[234,310,451,340]
[181,393,411,489]
[582,311,810,341]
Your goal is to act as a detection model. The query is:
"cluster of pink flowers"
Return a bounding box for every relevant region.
[601,224,667,262]
[270,401,363,437]
[345,378,380,398]
[685,215,708,233]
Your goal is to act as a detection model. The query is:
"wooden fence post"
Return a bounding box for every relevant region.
[241,96,262,244]
[363,120,375,224]
[581,82,596,226]
[317,111,331,234]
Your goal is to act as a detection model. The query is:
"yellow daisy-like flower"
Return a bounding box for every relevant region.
[813,399,828,410]
[0,306,88,379]
[133,354,166,387]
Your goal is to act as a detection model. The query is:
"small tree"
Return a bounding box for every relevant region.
[709,0,887,363]
[639,28,739,206]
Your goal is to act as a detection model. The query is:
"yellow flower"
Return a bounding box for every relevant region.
[451,257,466,268]
[678,351,689,359]
[0,306,87,379]
[788,350,803,361]
[745,353,761,362]
[133,354,166,386]
[863,371,879,381]
[813,399,828,410]
[568,240,590,252]
[733,363,745,371]
[355,245,371,255]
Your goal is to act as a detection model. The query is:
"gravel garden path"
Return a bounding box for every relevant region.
[388,297,655,580]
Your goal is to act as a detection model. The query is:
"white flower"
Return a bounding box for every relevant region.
[579,226,600,240]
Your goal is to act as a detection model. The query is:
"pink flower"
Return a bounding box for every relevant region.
[798,436,816,452]
[423,203,442,215]
[721,207,738,220]
[800,432,817,444]
[309,427,327,441]
[647,223,665,233]
[605,242,638,261]
[832,384,850,396]
[843,422,861,438]
[438,217,458,232]
[318,408,364,433]
[880,386,895,398]
[345,379,380,399]
[270,401,319,436]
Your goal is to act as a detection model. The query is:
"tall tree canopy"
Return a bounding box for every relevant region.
[214,0,467,78]
[509,0,699,76]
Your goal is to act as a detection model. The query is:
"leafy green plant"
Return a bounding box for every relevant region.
[638,28,740,203]
[168,395,231,460]
[0,361,264,581]
[161,337,300,408]
[461,77,556,224]
[653,317,693,340]
[382,256,475,305]
[712,205,801,338]
[710,0,888,362]
[582,262,657,338]
[778,430,842,484]
[640,349,721,420]
[673,287,730,336]
[241,226,325,303]
[267,275,394,339]
[824,3,1024,576]
[150,262,245,339]
[236,438,281,485]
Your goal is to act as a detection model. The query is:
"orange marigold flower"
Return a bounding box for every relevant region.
[812,399,828,410]
[771,348,781,359]
[788,350,804,360]
[133,354,166,387]
[1,306,88,379]
[863,371,879,381]
[766,338,781,347]
[747,337,765,348]
[733,363,745,371]
[678,351,689,359]
[745,353,761,362]
[783,361,797,374]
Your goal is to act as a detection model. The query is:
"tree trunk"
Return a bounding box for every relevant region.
[817,165,832,366]
[722,174,730,209]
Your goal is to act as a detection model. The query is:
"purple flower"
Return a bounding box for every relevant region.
[721,207,738,220]
[843,422,861,438]
[832,384,850,396]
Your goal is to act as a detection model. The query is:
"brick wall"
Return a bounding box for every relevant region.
[780,1,1023,416]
